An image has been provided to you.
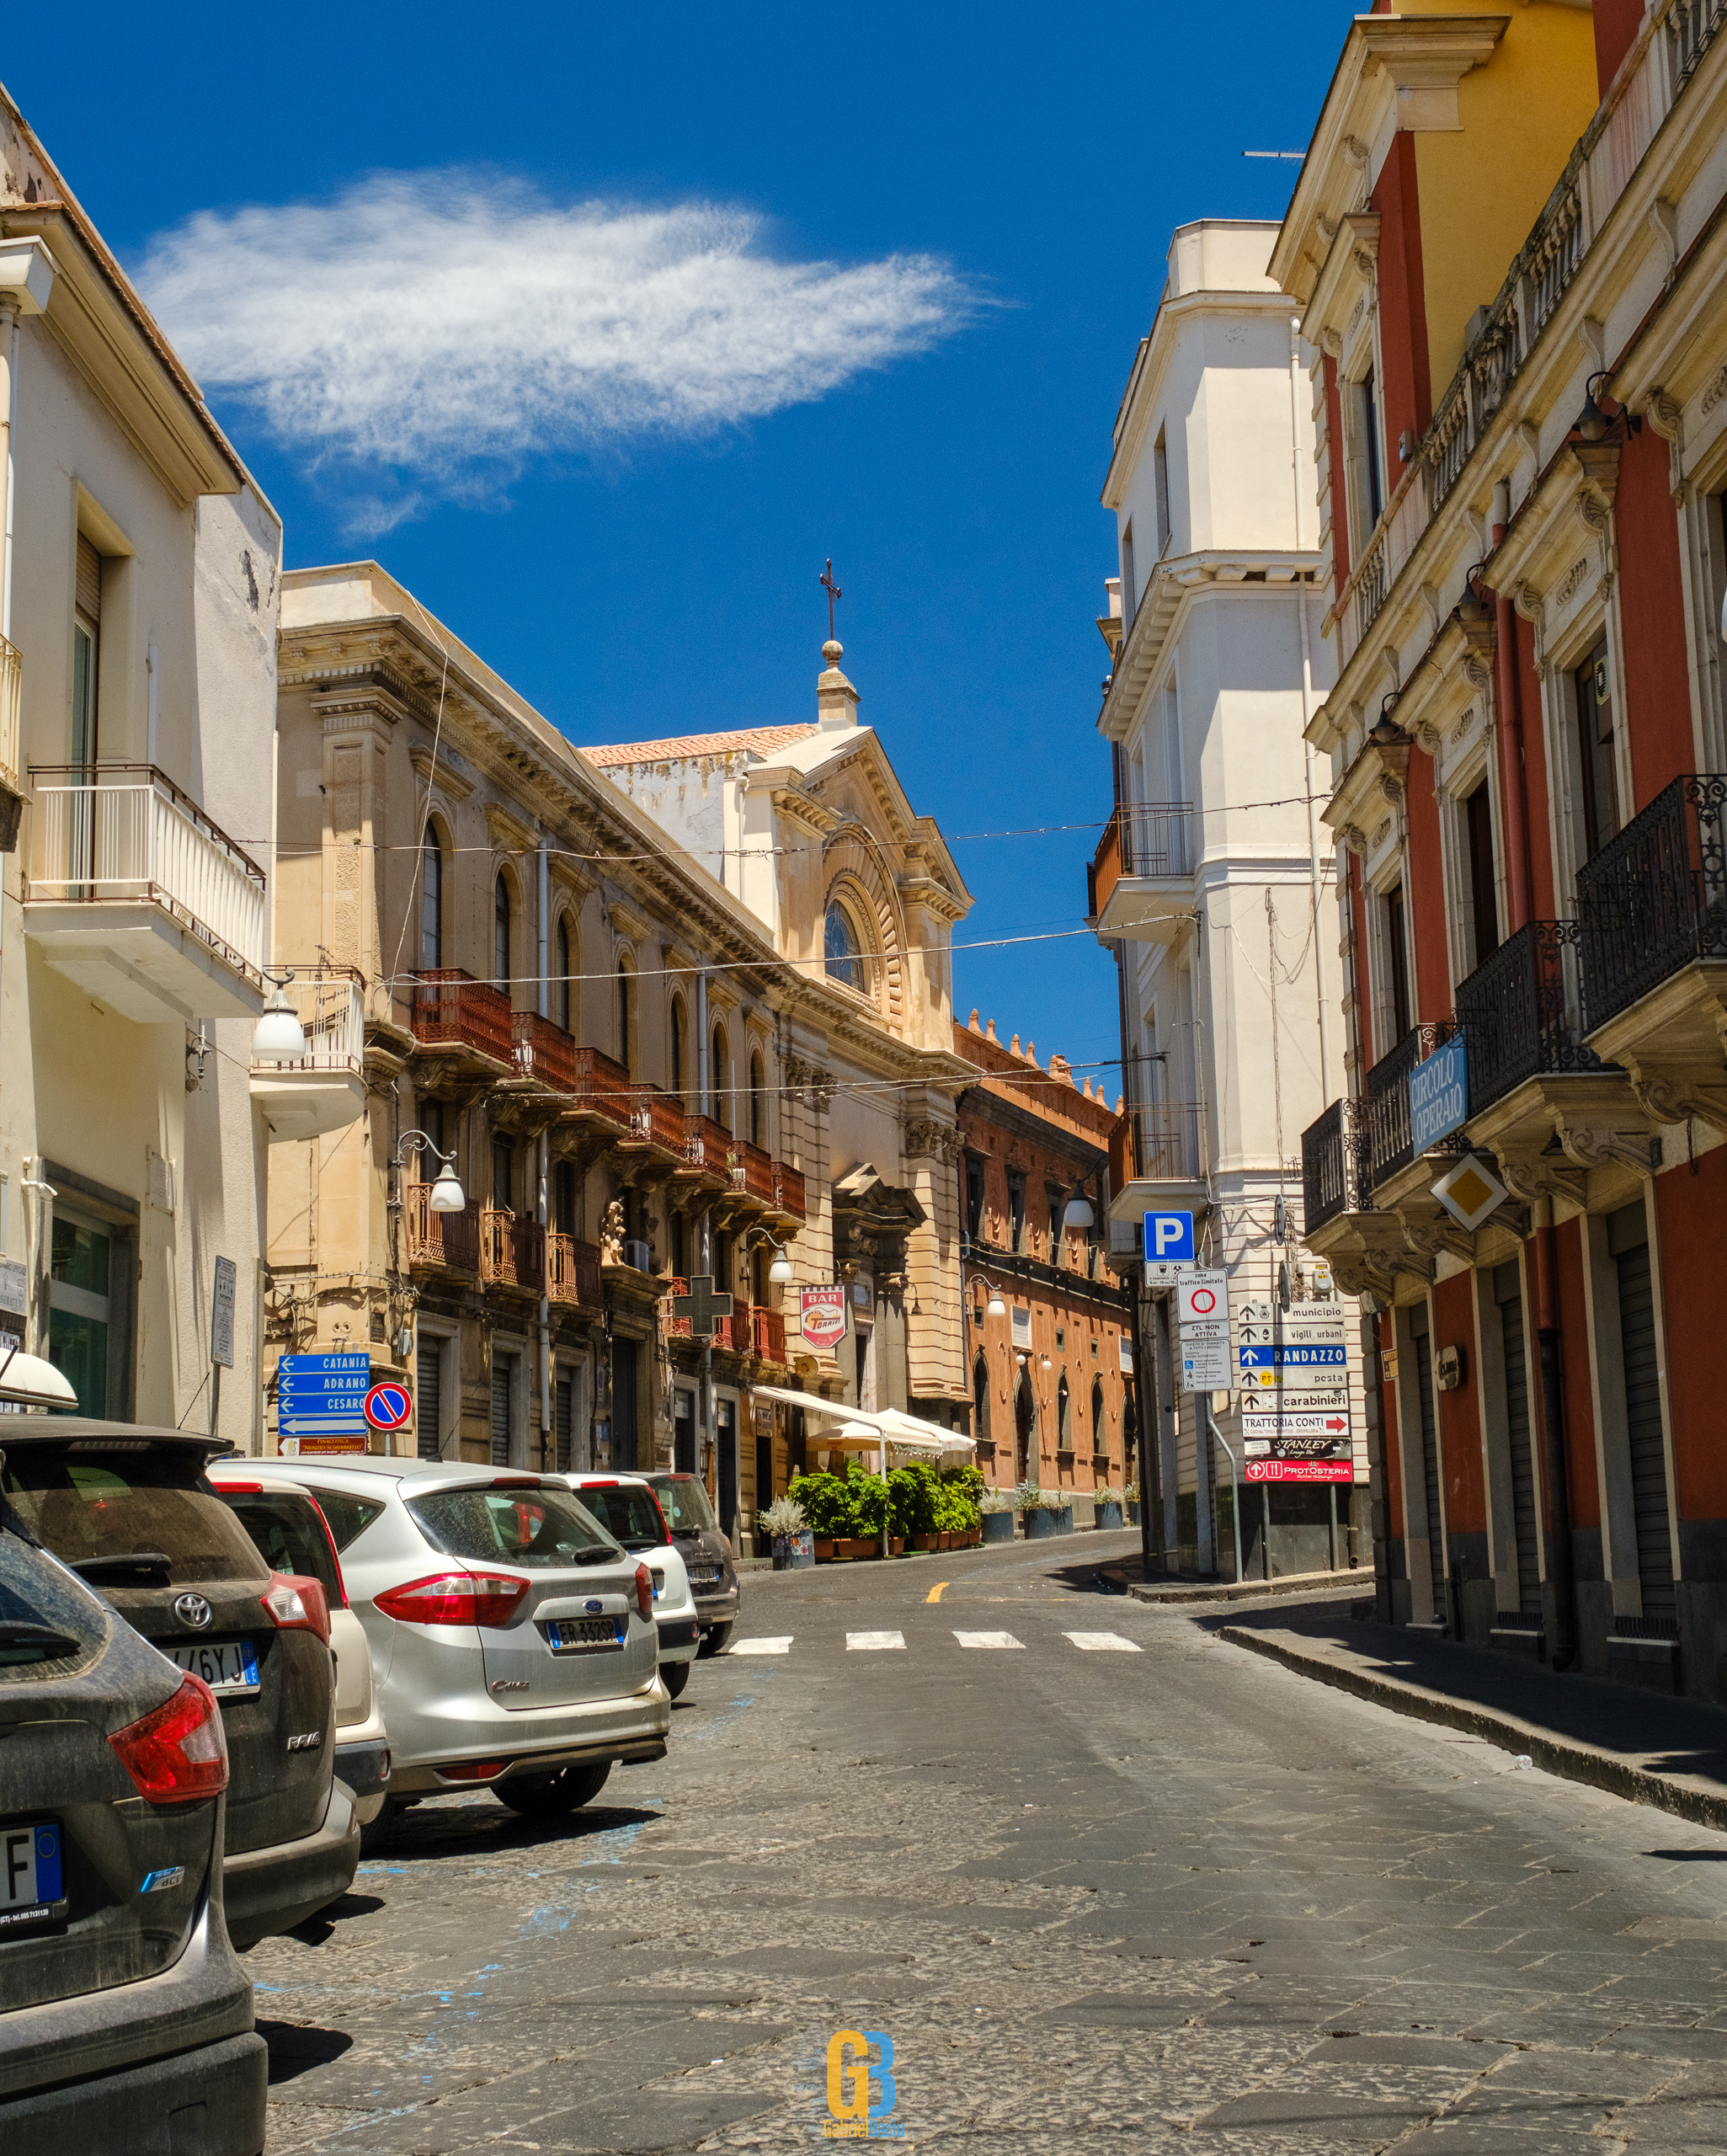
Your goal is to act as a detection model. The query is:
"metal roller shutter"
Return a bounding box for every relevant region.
[1410,1309,1446,1620]
[1614,1240,1674,1618]
[1495,1264,1541,1616]
[555,1374,573,1474]
[416,1340,441,1462]
[491,1357,513,1468]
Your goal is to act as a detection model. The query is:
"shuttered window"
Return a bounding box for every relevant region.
[76,533,102,623]
[1494,1262,1541,1616]
[1410,1305,1446,1619]
[490,1355,514,1468]
[416,1340,442,1462]
[1611,1206,1674,1618]
[555,1372,573,1474]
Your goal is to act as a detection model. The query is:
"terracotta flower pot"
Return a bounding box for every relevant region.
[912,1532,940,1551]
[814,1538,836,1562]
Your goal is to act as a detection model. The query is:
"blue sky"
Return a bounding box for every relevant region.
[8,3,1338,1086]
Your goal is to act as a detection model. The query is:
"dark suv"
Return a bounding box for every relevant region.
[639,1471,738,1655]
[1,1426,359,1951]
[0,1498,266,2149]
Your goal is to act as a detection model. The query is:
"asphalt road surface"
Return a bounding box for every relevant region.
[252,1531,1727,2153]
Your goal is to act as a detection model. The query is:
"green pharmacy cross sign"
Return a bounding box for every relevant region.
[670,1273,733,1340]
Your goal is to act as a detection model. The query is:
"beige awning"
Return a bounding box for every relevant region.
[0,1348,78,1409]
[748,1385,974,1466]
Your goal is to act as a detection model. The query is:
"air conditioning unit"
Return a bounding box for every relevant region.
[621,1239,653,1273]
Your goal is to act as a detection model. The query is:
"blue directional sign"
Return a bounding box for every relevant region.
[278,1352,370,1437]
[1143,1210,1195,1264]
[1410,1032,1469,1155]
[1238,1343,1348,1369]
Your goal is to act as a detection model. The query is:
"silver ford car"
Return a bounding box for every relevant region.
[234,1459,669,1832]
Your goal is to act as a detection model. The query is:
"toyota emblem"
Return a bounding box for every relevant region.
[173,1593,213,1631]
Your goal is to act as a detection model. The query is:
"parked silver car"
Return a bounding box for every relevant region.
[638,1471,739,1655]
[232,1459,669,1828]
[555,1476,701,1698]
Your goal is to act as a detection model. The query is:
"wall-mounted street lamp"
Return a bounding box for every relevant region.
[1577,371,1614,443]
[740,1226,794,1284]
[967,1269,1008,1319]
[393,1129,465,1212]
[253,970,307,1060]
[1060,1175,1095,1232]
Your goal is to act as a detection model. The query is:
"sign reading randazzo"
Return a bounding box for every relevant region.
[799,1287,847,1352]
[1409,1032,1468,1155]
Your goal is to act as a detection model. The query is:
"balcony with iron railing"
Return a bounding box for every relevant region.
[773,1161,807,1221]
[1116,1101,1207,1185]
[1301,1097,1371,1238]
[251,965,369,1144]
[1577,775,1727,1036]
[480,1209,546,1294]
[25,761,268,1022]
[410,969,514,1070]
[0,632,21,844]
[548,1233,602,1310]
[1087,803,1197,942]
[405,1184,482,1273]
[1453,921,1607,1118]
[751,1305,787,1363]
[512,1010,578,1092]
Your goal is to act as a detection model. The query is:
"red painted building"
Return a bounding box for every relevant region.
[1277,0,1727,1699]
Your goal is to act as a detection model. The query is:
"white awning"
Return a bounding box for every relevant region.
[747,1384,975,1466]
[0,1348,78,1409]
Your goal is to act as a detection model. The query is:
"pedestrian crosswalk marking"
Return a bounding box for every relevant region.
[725,1630,1145,1657]
[725,1636,793,1655]
[1063,1631,1143,1652]
[846,1630,906,1651]
[953,1630,1024,1650]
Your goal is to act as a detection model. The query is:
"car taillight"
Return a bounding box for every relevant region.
[109,1674,229,1803]
[306,1497,350,1609]
[261,1572,332,1645]
[634,1562,653,1620]
[374,1571,530,1629]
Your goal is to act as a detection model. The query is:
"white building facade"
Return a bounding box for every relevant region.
[1089,221,1366,1576]
[0,93,281,1442]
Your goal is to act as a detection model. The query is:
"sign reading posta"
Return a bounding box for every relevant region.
[799,1287,847,1352]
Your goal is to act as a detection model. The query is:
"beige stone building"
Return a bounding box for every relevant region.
[265,572,974,1550]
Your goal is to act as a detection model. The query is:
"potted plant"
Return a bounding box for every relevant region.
[1125,1478,1141,1527]
[760,1495,813,1571]
[980,1487,1015,1544]
[1093,1486,1124,1531]
[1023,1487,1073,1540]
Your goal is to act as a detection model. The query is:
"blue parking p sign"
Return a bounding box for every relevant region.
[1143,1210,1195,1263]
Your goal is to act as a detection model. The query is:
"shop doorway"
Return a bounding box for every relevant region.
[717,1395,738,1542]
[1015,1369,1036,1483]
[612,1338,639,1470]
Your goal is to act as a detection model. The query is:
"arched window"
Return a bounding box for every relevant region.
[824,899,864,992]
[556,915,573,1033]
[1058,1374,1072,1452]
[669,995,686,1100]
[749,1049,765,1147]
[1090,1378,1106,1458]
[712,1022,729,1129]
[973,1353,990,1446]
[493,874,511,998]
[617,961,633,1076]
[419,825,443,971]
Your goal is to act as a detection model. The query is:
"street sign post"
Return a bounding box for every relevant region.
[1143,1210,1195,1264]
[1177,1270,1230,1393]
[278,1352,370,1440]
[211,1257,236,1370]
[1234,1299,1352,1474]
[365,1380,413,1434]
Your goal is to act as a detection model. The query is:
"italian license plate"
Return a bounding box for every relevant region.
[163,1638,260,1694]
[689,1567,719,1588]
[548,1617,623,1652]
[0,1822,65,1930]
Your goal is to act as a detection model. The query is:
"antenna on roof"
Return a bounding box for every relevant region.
[1244,152,1306,161]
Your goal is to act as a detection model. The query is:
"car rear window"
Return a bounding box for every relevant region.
[301,1486,385,1553]
[407,1486,621,1570]
[217,1490,342,1602]
[651,1476,717,1535]
[0,1536,109,1678]
[2,1449,269,1587]
[579,1486,669,1550]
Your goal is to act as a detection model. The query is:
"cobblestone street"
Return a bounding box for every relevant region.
[248,1536,1727,2152]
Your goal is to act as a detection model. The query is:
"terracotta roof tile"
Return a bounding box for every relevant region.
[580,723,818,768]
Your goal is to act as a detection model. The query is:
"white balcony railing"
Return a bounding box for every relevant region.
[0,634,19,791]
[28,763,267,986]
[251,966,365,1074]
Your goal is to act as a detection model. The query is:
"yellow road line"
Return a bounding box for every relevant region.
[925,1581,950,1604]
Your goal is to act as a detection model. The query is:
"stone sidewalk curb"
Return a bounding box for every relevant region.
[1221,1623,1727,1833]
[1110,1566,1368,1606]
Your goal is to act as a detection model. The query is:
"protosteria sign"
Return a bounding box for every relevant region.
[800,1287,847,1352]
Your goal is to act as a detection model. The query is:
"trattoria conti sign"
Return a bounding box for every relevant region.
[799,1287,847,1352]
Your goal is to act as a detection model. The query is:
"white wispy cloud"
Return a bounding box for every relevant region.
[139,173,974,527]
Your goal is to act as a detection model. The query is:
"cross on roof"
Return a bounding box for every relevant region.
[819,558,842,642]
[670,1273,734,1340]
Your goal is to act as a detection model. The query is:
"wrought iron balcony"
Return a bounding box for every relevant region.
[1363,1021,1465,1185]
[405,1185,481,1273]
[750,1305,786,1362]
[1302,1097,1369,1237]
[1453,921,1604,1116]
[548,1233,601,1310]
[250,965,368,1144]
[480,1209,546,1294]
[512,1010,578,1091]
[1087,803,1197,942]
[410,969,514,1066]
[1576,775,1727,1033]
[773,1161,807,1221]
[733,1137,776,1205]
[1115,1102,1206,1183]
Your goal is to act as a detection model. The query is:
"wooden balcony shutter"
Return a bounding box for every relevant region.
[76,534,102,622]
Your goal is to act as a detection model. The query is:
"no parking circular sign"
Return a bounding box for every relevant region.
[364,1380,413,1434]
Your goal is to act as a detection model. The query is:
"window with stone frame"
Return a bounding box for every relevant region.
[1006,1171,1026,1253]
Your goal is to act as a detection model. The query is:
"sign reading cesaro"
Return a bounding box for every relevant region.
[799,1287,847,1352]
